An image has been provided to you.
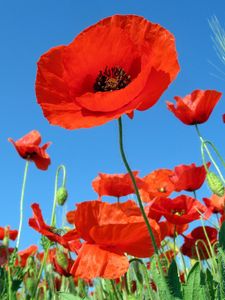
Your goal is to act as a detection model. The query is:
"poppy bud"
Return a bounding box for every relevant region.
[56,187,68,206]
[207,172,225,197]
[40,236,53,251]
[56,250,68,271]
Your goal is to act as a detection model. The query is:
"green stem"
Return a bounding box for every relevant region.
[34,249,50,299]
[33,165,67,299]
[16,161,29,249]
[110,280,121,300]
[204,140,225,169]
[179,252,188,279]
[141,263,155,300]
[193,190,197,199]
[7,248,12,300]
[173,227,177,260]
[51,165,67,226]
[195,125,225,183]
[117,117,158,254]
[199,217,217,274]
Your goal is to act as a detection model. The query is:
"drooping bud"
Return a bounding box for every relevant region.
[207,172,225,197]
[56,249,69,271]
[56,187,68,206]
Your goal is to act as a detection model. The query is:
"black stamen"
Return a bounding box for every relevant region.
[94,66,131,92]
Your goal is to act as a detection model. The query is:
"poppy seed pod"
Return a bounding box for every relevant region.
[56,187,68,206]
[207,172,225,197]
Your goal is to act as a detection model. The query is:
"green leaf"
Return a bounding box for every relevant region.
[167,260,182,299]
[11,279,22,292]
[132,260,143,284]
[150,255,174,300]
[205,268,216,300]
[183,262,207,300]
[219,221,225,249]
[217,248,225,299]
[58,293,89,300]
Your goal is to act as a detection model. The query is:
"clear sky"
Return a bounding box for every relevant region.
[1,0,225,249]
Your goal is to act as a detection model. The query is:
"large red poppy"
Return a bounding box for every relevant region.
[92,171,146,198]
[36,15,180,129]
[140,169,175,202]
[8,130,51,170]
[167,89,222,125]
[169,162,210,192]
[148,195,209,225]
[181,226,218,259]
[67,200,161,280]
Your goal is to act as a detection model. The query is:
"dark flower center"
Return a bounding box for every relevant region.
[158,187,166,193]
[23,151,37,159]
[94,66,131,92]
[171,209,185,216]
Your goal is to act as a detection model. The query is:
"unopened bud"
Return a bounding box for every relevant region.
[56,187,68,206]
[56,250,68,270]
[207,172,225,197]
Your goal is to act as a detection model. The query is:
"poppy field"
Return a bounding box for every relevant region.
[1,6,225,300]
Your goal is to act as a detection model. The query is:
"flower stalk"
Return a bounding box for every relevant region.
[33,165,67,299]
[118,117,158,254]
[16,161,29,249]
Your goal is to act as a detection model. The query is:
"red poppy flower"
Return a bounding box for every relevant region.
[167,89,222,125]
[169,162,210,192]
[8,130,51,170]
[140,169,175,202]
[67,200,161,280]
[203,194,225,214]
[29,203,81,252]
[92,171,146,198]
[223,114,225,123]
[148,195,210,225]
[36,15,180,129]
[0,226,18,241]
[15,245,38,267]
[181,226,218,259]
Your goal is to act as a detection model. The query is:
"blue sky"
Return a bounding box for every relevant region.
[0,0,225,249]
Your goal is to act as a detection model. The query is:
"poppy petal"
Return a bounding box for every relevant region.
[70,243,129,280]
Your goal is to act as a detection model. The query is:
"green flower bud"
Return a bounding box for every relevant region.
[40,236,53,251]
[56,249,68,270]
[207,172,225,197]
[56,187,68,206]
